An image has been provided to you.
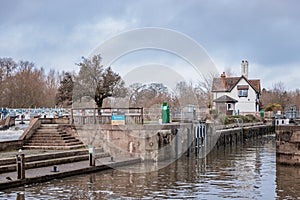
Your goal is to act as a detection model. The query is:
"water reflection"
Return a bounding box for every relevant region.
[276,164,300,199]
[1,135,300,199]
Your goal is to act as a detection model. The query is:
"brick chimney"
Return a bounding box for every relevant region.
[221,72,226,88]
[241,60,249,78]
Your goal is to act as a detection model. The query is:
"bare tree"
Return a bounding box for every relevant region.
[0,57,60,108]
[7,67,45,107]
[197,72,218,109]
[95,66,126,108]
[224,68,236,77]
[128,83,171,108]
[0,58,17,105]
[18,60,34,72]
[0,57,17,78]
[43,69,60,107]
[175,81,198,106]
[272,82,288,110]
[74,55,126,110]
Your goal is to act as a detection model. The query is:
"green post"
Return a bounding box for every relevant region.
[260,109,265,118]
[162,102,170,123]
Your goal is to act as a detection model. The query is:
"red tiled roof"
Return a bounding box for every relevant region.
[248,79,261,93]
[212,77,240,92]
[212,76,261,93]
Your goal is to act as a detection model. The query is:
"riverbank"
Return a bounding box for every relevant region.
[0,155,140,190]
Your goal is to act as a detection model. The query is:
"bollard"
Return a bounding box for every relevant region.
[88,146,95,166]
[110,156,114,162]
[175,128,179,160]
[20,114,25,124]
[198,126,200,147]
[51,165,59,172]
[192,126,197,154]
[187,128,190,157]
[16,154,25,179]
[195,126,200,155]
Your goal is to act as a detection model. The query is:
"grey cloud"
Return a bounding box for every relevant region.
[0,0,299,90]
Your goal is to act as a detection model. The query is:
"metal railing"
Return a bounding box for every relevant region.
[71,107,144,125]
[71,106,209,125]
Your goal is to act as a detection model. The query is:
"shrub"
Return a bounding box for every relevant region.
[265,103,282,112]
[223,114,259,125]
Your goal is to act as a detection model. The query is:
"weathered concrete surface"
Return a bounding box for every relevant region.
[0,156,141,190]
[216,125,274,146]
[207,124,274,151]
[75,123,195,162]
[76,122,274,162]
[0,122,275,190]
[19,117,72,141]
[276,125,300,165]
[0,149,96,173]
[19,118,41,140]
[40,117,70,124]
[0,140,23,151]
[19,119,85,150]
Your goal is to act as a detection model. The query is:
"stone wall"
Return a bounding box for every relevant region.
[74,123,274,162]
[276,125,300,165]
[40,117,70,124]
[75,123,194,161]
[0,140,23,151]
[207,124,274,152]
[19,118,41,140]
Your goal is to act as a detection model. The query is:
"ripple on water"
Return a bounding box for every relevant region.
[1,135,298,199]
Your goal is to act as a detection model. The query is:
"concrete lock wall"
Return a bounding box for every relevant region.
[75,123,274,162]
[206,124,274,151]
[75,123,197,161]
[276,125,300,165]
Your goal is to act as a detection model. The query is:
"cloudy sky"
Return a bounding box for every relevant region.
[1,0,300,90]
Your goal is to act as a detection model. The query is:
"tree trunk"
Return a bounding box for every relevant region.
[96,98,103,116]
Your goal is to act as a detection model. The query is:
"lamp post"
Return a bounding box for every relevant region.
[88,146,95,166]
[16,149,25,179]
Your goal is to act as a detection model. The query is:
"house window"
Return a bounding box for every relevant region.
[237,85,249,97]
[227,103,232,110]
[238,89,248,97]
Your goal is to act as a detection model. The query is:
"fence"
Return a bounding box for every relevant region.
[264,110,300,119]
[71,107,143,125]
[71,106,207,125]
[143,107,206,122]
[172,107,206,121]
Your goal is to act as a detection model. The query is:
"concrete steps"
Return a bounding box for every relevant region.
[0,149,109,173]
[25,142,83,146]
[24,144,85,150]
[23,123,85,150]
[28,138,80,143]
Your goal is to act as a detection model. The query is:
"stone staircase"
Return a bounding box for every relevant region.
[23,124,85,150]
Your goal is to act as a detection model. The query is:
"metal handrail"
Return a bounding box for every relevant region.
[70,107,144,125]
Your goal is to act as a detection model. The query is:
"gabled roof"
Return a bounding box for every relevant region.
[212,75,261,93]
[248,79,261,93]
[213,95,238,103]
[212,77,240,92]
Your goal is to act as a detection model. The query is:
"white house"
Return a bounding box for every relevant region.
[212,60,261,115]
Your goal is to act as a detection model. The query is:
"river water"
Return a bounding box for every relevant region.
[1,134,300,199]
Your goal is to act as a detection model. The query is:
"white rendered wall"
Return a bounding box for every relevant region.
[213,78,259,113]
